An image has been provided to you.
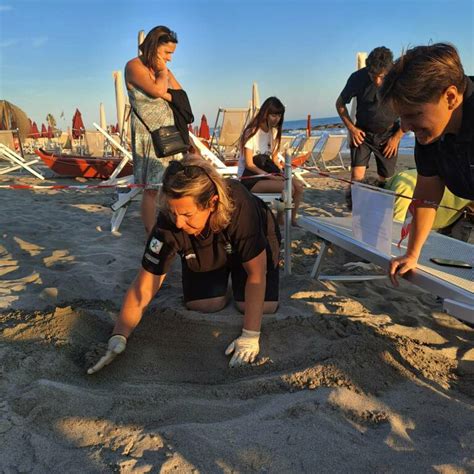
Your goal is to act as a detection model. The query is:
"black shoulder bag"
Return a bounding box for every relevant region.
[131,106,189,157]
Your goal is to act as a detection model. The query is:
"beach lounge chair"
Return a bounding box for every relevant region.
[299,215,474,324]
[84,131,107,156]
[292,136,321,166]
[313,134,347,171]
[0,130,45,179]
[92,123,138,232]
[189,132,238,176]
[210,108,250,162]
[280,135,297,154]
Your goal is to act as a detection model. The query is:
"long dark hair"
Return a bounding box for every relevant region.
[240,97,285,154]
[139,26,178,72]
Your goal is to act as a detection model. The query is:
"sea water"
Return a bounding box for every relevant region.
[283,116,415,151]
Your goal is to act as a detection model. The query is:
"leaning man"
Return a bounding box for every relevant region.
[379,43,474,285]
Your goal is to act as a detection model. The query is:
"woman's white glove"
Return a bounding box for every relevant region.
[225,329,260,367]
[87,335,127,375]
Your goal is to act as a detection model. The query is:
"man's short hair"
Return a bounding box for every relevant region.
[366,47,393,75]
[379,43,467,108]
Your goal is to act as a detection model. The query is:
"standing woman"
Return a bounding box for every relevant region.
[87,156,281,373]
[238,96,304,226]
[125,26,184,234]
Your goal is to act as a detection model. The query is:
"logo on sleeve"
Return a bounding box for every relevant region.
[149,237,163,254]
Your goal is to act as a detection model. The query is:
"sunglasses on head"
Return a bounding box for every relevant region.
[160,31,178,43]
[166,161,216,189]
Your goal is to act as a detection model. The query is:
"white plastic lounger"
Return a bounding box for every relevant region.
[299,215,474,324]
[0,130,45,179]
[189,132,238,176]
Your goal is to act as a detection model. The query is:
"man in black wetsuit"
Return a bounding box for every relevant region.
[378,43,474,284]
[336,46,404,208]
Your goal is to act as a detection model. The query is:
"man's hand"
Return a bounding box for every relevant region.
[225,329,260,367]
[382,134,401,158]
[349,127,366,147]
[87,335,127,375]
[389,254,418,286]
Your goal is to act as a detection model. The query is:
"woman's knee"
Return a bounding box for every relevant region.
[185,296,228,313]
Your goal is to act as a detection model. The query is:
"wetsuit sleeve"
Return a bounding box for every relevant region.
[339,71,361,104]
[141,217,179,275]
[228,183,267,263]
[414,141,440,177]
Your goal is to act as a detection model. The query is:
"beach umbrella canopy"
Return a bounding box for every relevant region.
[72,108,85,139]
[47,125,54,138]
[0,100,30,140]
[198,114,210,140]
[41,123,48,138]
[306,114,312,137]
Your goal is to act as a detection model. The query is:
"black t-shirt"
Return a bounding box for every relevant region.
[142,180,280,275]
[340,67,399,134]
[415,77,474,200]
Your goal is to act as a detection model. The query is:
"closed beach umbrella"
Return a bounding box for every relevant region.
[113,70,126,134]
[41,123,48,138]
[306,114,311,137]
[30,121,40,138]
[47,125,53,138]
[72,108,85,139]
[28,119,35,138]
[99,103,107,129]
[138,30,145,55]
[198,114,210,140]
[251,82,260,118]
[0,100,30,140]
[350,52,368,121]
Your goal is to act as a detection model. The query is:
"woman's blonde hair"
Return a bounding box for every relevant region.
[159,155,235,233]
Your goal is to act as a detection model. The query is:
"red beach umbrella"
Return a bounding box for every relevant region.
[27,119,34,138]
[41,123,48,138]
[30,121,40,138]
[47,125,54,138]
[72,108,85,139]
[306,114,311,137]
[198,114,210,140]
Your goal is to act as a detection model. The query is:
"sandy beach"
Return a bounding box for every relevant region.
[1,154,473,473]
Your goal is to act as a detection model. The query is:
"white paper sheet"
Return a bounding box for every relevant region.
[351,183,395,255]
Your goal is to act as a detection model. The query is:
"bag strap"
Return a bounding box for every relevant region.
[130,105,152,133]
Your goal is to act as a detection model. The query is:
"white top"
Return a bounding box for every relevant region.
[238,128,276,177]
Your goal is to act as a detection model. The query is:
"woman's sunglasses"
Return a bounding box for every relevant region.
[166,161,216,190]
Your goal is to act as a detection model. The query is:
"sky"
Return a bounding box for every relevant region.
[0,0,473,130]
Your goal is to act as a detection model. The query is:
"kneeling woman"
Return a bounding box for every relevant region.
[88,156,281,373]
